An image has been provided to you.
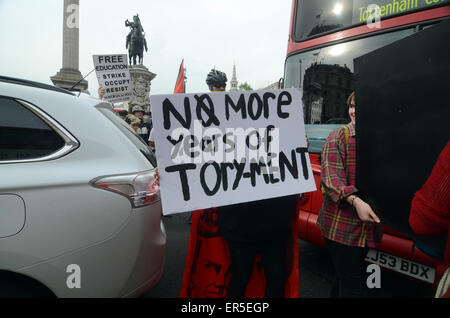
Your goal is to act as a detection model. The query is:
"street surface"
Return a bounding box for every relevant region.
[143,213,435,298]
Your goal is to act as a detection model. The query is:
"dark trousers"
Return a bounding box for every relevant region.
[226,240,287,298]
[325,238,369,298]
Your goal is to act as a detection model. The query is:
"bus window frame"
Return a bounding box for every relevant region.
[292,0,450,43]
[288,5,450,56]
[286,16,447,62]
[283,19,444,127]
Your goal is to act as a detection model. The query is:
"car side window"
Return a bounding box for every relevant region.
[0,97,65,162]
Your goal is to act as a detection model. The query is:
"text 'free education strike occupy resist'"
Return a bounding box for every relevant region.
[152,89,316,214]
[93,54,133,103]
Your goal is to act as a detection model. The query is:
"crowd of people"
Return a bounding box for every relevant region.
[97,69,449,299]
[98,86,155,150]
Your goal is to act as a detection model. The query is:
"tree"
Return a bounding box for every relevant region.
[239,82,253,91]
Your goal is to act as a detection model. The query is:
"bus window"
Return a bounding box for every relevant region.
[285,28,415,152]
[294,0,354,41]
[294,0,450,42]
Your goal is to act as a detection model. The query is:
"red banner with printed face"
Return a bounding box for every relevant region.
[180,208,299,298]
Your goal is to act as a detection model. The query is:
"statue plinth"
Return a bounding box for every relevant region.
[51,68,88,92]
[128,65,156,113]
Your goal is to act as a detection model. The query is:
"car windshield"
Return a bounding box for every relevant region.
[284,27,416,153]
[306,124,343,154]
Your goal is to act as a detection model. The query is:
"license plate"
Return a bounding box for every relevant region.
[365,249,435,284]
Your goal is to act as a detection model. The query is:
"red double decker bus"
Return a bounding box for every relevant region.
[284,0,449,285]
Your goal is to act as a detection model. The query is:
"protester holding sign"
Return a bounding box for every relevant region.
[175,70,308,298]
[208,67,298,297]
[317,92,382,298]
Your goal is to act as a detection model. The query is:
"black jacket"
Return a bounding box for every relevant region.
[217,194,297,243]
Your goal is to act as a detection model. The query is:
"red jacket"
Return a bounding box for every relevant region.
[409,141,450,297]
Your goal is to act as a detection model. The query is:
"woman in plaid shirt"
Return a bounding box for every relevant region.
[317,92,382,297]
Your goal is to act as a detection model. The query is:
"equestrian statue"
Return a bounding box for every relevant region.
[125,14,148,65]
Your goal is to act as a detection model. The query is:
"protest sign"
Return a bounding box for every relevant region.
[93,54,133,103]
[151,88,316,215]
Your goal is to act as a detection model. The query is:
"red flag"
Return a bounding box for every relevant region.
[174,59,185,94]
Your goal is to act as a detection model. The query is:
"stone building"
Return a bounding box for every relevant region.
[260,81,281,90]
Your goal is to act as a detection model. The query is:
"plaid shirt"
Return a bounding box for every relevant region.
[317,123,383,248]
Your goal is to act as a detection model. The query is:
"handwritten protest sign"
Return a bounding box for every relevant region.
[93,54,133,103]
[151,88,316,215]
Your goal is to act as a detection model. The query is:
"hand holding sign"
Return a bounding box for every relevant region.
[98,86,105,100]
[154,168,160,187]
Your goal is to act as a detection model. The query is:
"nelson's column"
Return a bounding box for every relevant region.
[51,0,88,92]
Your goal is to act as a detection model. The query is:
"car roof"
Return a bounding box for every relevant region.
[0,76,108,111]
[0,75,76,96]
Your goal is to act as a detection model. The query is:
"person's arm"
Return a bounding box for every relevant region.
[154,168,160,187]
[321,128,380,223]
[346,194,380,223]
[321,128,357,202]
[148,128,155,148]
[409,142,450,235]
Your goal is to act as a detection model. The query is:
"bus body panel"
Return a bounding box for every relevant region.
[287,1,449,285]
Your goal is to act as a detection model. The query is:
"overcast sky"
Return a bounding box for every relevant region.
[0,0,293,97]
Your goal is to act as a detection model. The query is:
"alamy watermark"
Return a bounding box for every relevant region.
[365,4,382,29]
[168,120,281,174]
[366,264,381,289]
[66,4,79,29]
[66,264,81,289]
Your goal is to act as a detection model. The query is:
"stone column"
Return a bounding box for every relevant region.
[128,65,157,113]
[51,0,88,92]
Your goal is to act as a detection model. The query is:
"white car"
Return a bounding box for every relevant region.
[0,76,166,297]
